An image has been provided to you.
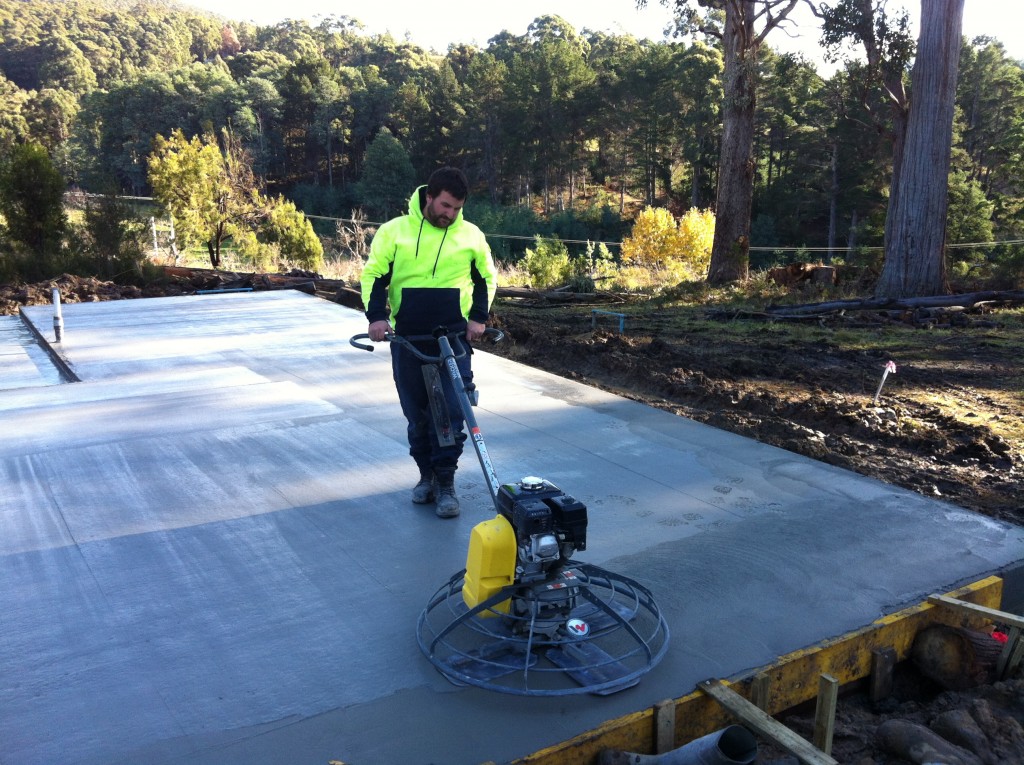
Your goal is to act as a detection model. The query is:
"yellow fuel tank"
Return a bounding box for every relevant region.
[463,514,516,616]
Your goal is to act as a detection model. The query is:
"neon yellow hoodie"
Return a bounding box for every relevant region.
[361,186,496,335]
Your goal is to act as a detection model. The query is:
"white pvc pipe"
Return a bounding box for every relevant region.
[52,287,64,343]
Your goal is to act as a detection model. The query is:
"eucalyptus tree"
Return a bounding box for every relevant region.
[234,76,285,179]
[458,50,509,204]
[876,0,965,298]
[253,19,325,61]
[395,59,466,179]
[504,20,596,214]
[645,0,817,284]
[819,0,915,263]
[814,69,892,258]
[37,33,97,92]
[0,74,30,151]
[224,50,290,81]
[956,38,1024,211]
[347,65,398,181]
[753,49,832,247]
[277,54,342,182]
[584,31,644,209]
[314,15,369,68]
[75,72,179,193]
[74,62,244,194]
[675,41,723,208]
[24,87,79,176]
[359,128,416,220]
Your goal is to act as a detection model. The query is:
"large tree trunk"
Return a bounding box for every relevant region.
[707,1,756,285]
[875,0,964,298]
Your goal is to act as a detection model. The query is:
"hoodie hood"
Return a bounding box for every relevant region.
[410,185,465,229]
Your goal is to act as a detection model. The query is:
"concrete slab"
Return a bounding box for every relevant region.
[4,290,1023,765]
[0,315,64,390]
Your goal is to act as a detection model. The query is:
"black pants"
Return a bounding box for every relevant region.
[390,341,473,480]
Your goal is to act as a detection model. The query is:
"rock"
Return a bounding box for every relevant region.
[875,719,984,764]
[931,709,994,763]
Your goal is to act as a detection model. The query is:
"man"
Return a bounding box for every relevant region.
[361,167,497,518]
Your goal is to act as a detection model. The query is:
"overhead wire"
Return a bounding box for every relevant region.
[77,192,1024,254]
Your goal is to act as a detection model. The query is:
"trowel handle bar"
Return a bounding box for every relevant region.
[349,328,504,359]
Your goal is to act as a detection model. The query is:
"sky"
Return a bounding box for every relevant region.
[184,0,1024,68]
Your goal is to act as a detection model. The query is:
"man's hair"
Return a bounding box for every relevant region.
[426,166,469,201]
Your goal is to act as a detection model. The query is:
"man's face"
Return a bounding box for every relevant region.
[424,190,464,228]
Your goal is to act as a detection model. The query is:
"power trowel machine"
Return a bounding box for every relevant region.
[351,327,669,696]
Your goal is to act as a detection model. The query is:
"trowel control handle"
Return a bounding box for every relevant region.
[349,328,504,359]
[349,334,375,351]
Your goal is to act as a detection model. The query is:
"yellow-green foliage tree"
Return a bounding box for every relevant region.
[148,129,261,269]
[148,128,323,271]
[619,206,715,288]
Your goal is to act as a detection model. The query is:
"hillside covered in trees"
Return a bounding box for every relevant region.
[0,0,1022,275]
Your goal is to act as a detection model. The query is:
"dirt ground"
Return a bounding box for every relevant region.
[4,272,1024,764]
[487,299,1024,765]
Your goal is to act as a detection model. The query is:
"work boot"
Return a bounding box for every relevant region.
[433,475,460,518]
[411,471,434,504]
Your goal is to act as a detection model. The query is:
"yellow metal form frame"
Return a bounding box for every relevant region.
[509,576,1004,765]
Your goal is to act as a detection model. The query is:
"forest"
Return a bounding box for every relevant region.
[0,0,1022,287]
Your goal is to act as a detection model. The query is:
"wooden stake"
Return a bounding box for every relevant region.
[996,626,1020,679]
[812,674,838,755]
[870,647,897,702]
[751,672,771,710]
[654,699,675,754]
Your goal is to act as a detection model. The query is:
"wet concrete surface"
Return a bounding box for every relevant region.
[2,290,1023,765]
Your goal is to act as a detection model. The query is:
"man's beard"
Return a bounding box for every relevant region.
[425,201,452,228]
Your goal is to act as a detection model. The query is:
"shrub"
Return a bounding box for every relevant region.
[620,206,715,284]
[262,196,324,271]
[522,236,570,289]
[0,142,67,257]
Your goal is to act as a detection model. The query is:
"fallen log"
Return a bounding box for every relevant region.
[496,285,625,304]
[765,289,1024,317]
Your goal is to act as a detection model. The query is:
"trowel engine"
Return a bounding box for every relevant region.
[463,476,588,637]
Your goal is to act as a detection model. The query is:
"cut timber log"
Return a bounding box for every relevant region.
[911,624,1003,690]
